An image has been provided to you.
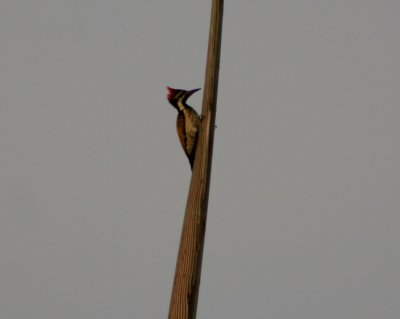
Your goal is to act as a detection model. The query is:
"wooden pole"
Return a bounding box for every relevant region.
[168,0,224,318]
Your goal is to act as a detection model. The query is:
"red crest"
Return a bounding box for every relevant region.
[167,86,180,102]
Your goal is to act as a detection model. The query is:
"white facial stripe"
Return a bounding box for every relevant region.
[177,99,185,111]
[174,92,183,99]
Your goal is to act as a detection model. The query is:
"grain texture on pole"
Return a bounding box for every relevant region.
[167,0,224,319]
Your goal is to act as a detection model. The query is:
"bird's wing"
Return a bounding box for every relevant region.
[176,113,188,154]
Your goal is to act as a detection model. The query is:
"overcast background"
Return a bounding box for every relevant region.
[1,1,399,318]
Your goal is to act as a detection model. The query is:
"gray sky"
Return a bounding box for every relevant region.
[1,1,399,318]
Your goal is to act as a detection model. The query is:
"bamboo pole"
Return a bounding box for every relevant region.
[168,0,224,318]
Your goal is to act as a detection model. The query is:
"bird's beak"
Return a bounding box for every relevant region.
[187,88,201,97]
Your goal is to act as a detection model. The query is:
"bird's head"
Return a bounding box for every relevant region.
[167,86,201,110]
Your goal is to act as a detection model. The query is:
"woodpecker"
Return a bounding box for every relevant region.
[167,86,201,170]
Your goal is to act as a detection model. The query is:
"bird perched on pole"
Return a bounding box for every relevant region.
[167,86,201,170]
